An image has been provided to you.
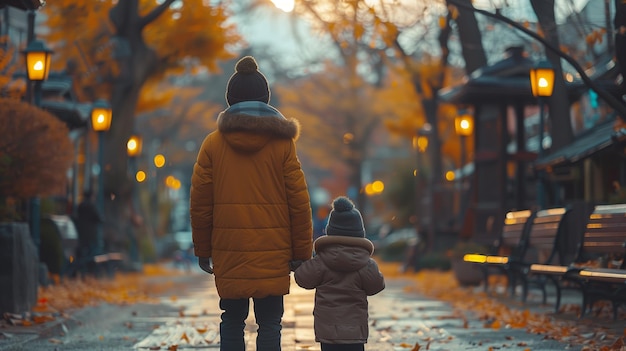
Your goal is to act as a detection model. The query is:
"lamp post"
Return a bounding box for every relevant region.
[413,130,429,221]
[23,40,53,106]
[127,134,142,266]
[530,60,555,209]
[454,111,474,216]
[417,123,434,253]
[127,134,143,159]
[22,39,53,251]
[91,99,112,254]
[152,152,166,235]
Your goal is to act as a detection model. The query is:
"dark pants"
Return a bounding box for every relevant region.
[321,343,365,351]
[219,295,284,351]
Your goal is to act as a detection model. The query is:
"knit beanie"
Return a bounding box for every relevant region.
[225,56,270,106]
[325,196,366,238]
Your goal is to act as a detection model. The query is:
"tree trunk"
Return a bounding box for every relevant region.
[448,0,488,75]
[530,0,574,151]
[103,0,160,250]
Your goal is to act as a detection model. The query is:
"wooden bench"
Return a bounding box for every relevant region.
[527,204,626,319]
[515,207,570,310]
[463,209,535,296]
[93,252,124,278]
[562,204,626,319]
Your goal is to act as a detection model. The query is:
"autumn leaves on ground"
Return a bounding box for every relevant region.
[9,262,626,351]
[379,263,626,351]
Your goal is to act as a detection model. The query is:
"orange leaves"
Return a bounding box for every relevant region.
[143,0,240,74]
[585,29,607,47]
[378,261,624,351]
[37,265,174,313]
[0,99,73,199]
[447,5,459,20]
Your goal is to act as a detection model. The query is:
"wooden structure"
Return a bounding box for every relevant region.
[439,46,539,244]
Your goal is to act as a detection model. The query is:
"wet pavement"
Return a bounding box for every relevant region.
[1,265,624,350]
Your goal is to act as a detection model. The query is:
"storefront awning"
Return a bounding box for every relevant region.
[534,118,625,169]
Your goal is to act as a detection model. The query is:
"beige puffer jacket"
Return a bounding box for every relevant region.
[294,235,385,344]
[190,101,313,299]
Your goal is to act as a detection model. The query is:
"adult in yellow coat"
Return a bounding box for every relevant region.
[190,55,313,351]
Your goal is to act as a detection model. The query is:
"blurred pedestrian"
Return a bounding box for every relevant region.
[190,55,313,351]
[74,190,102,275]
[294,196,385,351]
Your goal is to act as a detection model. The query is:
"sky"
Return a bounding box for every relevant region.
[237,0,594,55]
[233,4,313,62]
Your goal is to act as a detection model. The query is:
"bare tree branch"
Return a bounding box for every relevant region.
[140,0,177,28]
[447,0,626,120]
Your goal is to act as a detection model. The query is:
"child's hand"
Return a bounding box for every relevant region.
[289,260,304,271]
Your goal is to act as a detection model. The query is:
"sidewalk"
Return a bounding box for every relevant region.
[123,264,626,351]
[1,262,624,350]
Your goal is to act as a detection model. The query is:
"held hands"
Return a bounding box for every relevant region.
[198,257,213,274]
[289,260,304,272]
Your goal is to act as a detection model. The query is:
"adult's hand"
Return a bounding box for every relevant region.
[198,257,213,274]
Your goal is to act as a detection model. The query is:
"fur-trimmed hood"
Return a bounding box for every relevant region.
[217,101,300,153]
[313,235,374,273]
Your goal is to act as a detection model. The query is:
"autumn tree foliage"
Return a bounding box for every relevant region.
[0,99,73,201]
[41,0,242,244]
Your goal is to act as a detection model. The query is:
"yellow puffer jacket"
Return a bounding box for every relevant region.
[190,101,313,299]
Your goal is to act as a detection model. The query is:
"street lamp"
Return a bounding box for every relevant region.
[127,133,142,268]
[91,99,112,254]
[127,134,143,158]
[22,39,53,106]
[455,110,474,228]
[416,123,434,253]
[530,60,555,209]
[127,133,143,181]
[151,152,165,235]
[454,111,474,181]
[23,40,53,80]
[22,39,53,251]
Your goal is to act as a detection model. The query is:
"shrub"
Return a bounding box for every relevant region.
[0,99,73,219]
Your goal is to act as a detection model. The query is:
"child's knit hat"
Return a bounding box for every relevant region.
[325,196,365,238]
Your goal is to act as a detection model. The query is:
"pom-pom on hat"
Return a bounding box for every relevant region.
[225,56,271,106]
[325,196,366,238]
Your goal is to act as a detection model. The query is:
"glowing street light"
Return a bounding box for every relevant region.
[22,38,53,250]
[530,60,555,209]
[127,135,143,158]
[91,99,113,132]
[23,39,53,82]
[154,154,166,168]
[91,99,112,254]
[136,170,146,183]
[530,61,555,98]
